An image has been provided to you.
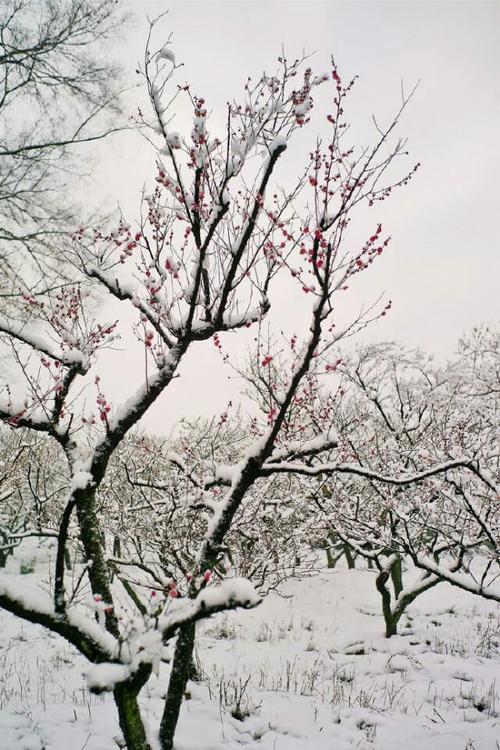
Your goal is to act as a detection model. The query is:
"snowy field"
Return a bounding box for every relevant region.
[1,560,498,750]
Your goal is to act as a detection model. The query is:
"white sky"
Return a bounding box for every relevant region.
[84,0,499,434]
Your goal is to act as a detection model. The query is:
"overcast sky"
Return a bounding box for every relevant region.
[85,0,499,434]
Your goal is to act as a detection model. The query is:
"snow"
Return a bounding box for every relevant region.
[164,131,181,149]
[158,578,261,638]
[1,563,498,750]
[0,313,82,366]
[243,434,269,460]
[61,349,87,367]
[198,577,260,610]
[213,463,234,484]
[260,457,477,485]
[157,47,176,64]
[0,571,53,615]
[222,305,267,329]
[86,663,131,692]
[0,398,52,430]
[70,470,93,492]
[104,353,179,434]
[414,554,500,601]
[268,134,287,153]
[267,431,339,464]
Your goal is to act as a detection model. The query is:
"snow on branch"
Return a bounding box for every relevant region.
[86,265,176,349]
[0,572,117,661]
[410,555,500,603]
[259,457,485,484]
[200,433,339,489]
[266,431,339,464]
[0,313,87,369]
[85,578,261,694]
[158,577,261,642]
[0,398,54,433]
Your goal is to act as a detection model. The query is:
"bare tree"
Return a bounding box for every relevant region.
[302,337,499,636]
[103,423,317,599]
[0,0,127,294]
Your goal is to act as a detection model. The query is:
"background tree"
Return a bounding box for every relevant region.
[0,426,67,567]
[303,336,499,635]
[0,0,127,295]
[102,423,318,599]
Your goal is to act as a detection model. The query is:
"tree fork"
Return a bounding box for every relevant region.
[375,567,399,637]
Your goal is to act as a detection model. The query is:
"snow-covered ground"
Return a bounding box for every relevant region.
[1,563,498,750]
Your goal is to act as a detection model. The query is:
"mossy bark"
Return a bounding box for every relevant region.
[76,488,119,636]
[158,622,196,750]
[114,683,151,750]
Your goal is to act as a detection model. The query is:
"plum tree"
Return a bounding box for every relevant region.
[0,16,425,750]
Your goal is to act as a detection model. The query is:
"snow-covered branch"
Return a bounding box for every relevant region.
[0,313,88,370]
[410,554,500,603]
[0,572,117,661]
[159,577,261,642]
[259,457,479,484]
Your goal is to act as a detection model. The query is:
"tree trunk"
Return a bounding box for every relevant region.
[375,567,398,637]
[325,545,336,568]
[158,622,196,750]
[76,488,120,637]
[343,542,356,570]
[188,652,200,682]
[319,535,339,568]
[64,546,72,570]
[363,542,374,569]
[390,556,403,598]
[377,558,441,637]
[114,683,151,750]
